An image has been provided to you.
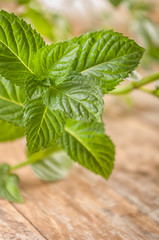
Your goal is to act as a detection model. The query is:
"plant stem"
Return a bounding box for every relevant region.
[10,160,32,171]
[139,87,154,94]
[10,145,60,172]
[110,72,159,95]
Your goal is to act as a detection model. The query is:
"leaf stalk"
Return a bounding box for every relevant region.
[10,147,59,172]
[110,72,159,95]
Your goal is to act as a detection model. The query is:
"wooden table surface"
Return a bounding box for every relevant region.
[0,91,159,240]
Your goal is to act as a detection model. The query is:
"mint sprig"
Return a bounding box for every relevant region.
[0,10,145,202]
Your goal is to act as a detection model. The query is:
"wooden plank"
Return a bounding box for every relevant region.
[10,165,159,240]
[105,116,159,225]
[0,200,46,240]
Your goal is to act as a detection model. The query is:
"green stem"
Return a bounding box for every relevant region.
[110,72,159,95]
[10,145,60,172]
[10,160,32,171]
[139,87,154,94]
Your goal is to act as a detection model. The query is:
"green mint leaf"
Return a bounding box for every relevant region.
[0,10,45,85]
[0,119,24,142]
[43,72,104,122]
[0,164,23,203]
[32,41,79,85]
[31,151,72,181]
[0,76,25,126]
[24,98,66,154]
[59,119,115,179]
[71,30,144,92]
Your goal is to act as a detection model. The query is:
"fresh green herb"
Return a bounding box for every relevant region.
[0,10,158,203]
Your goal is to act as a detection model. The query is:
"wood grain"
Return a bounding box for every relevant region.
[0,201,45,240]
[0,91,159,240]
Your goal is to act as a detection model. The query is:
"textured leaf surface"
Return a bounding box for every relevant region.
[43,72,103,122]
[0,120,24,142]
[0,76,25,126]
[24,98,66,154]
[25,80,47,100]
[31,151,72,181]
[71,30,144,92]
[0,164,23,203]
[59,119,115,179]
[32,42,79,85]
[0,10,45,85]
